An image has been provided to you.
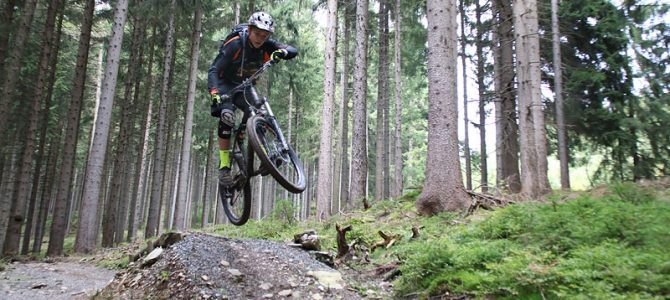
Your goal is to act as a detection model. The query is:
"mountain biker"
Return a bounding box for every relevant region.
[208,11,298,187]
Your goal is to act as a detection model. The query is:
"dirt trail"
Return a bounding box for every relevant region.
[0,259,116,300]
[0,233,395,299]
[98,233,371,299]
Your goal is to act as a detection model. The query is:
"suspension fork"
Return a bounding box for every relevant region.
[262,101,290,151]
[247,86,290,151]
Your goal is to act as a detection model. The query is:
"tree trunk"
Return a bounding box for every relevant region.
[552,0,569,189]
[33,132,61,254]
[23,2,65,255]
[175,2,203,230]
[339,1,353,209]
[350,0,370,207]
[104,10,146,247]
[201,129,214,228]
[494,0,521,193]
[459,0,473,191]
[117,16,147,245]
[0,0,38,144]
[74,0,129,254]
[44,0,94,251]
[393,0,403,198]
[475,0,488,193]
[375,0,390,202]
[0,0,18,86]
[416,0,469,215]
[164,126,178,231]
[316,0,338,220]
[146,0,177,238]
[514,0,550,198]
[129,26,157,241]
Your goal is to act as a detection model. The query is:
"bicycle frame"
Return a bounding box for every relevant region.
[224,60,291,153]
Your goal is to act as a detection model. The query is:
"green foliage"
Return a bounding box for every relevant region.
[396,183,670,299]
[270,200,297,225]
[540,0,670,181]
[97,254,130,270]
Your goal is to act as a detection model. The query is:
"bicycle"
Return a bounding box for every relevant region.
[219,59,307,225]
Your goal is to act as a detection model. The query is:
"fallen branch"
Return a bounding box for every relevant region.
[371,231,402,252]
[466,190,514,215]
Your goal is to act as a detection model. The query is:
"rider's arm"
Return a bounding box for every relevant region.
[207,40,238,94]
[265,39,298,60]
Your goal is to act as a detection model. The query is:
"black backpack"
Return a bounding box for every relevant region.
[221,23,249,50]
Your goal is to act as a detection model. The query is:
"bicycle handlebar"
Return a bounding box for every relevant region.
[224,60,279,97]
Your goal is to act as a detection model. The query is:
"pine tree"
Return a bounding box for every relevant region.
[47,0,96,256]
[514,0,550,198]
[417,0,470,215]
[316,0,338,220]
[175,1,203,230]
[146,0,177,238]
[350,0,370,208]
[75,0,130,253]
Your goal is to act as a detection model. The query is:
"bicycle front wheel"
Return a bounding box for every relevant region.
[247,115,306,193]
[220,140,253,225]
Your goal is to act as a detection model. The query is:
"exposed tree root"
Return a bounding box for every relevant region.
[411,226,423,239]
[465,190,514,215]
[336,224,353,258]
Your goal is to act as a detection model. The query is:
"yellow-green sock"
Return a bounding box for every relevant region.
[219,150,231,169]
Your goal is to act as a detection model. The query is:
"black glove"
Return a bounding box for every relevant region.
[271,49,289,62]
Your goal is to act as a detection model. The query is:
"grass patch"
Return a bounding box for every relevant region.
[396,183,670,299]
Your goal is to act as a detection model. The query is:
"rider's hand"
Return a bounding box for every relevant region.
[211,92,221,104]
[271,49,288,62]
[210,88,221,104]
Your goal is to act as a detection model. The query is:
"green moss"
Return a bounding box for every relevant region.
[395,183,670,299]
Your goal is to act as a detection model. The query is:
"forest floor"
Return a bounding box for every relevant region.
[1,232,393,300]
[0,257,116,299]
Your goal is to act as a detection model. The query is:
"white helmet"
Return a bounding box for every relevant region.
[248,11,275,33]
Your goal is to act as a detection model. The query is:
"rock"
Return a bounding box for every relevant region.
[130,273,143,286]
[156,232,185,248]
[278,289,292,297]
[262,293,273,298]
[142,247,163,267]
[220,260,230,267]
[294,230,321,251]
[31,283,47,289]
[227,269,243,276]
[310,251,334,268]
[307,271,345,290]
[312,293,324,300]
[201,275,209,281]
[259,282,273,290]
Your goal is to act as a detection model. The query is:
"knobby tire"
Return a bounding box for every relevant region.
[247,114,306,193]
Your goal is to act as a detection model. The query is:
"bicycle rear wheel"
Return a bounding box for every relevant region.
[247,114,306,193]
[220,139,253,225]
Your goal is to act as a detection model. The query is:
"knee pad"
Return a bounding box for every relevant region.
[218,108,234,139]
[220,108,235,127]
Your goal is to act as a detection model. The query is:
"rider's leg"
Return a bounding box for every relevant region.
[218,103,236,187]
[218,137,230,168]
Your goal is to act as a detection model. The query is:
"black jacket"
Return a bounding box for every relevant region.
[207,35,298,93]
